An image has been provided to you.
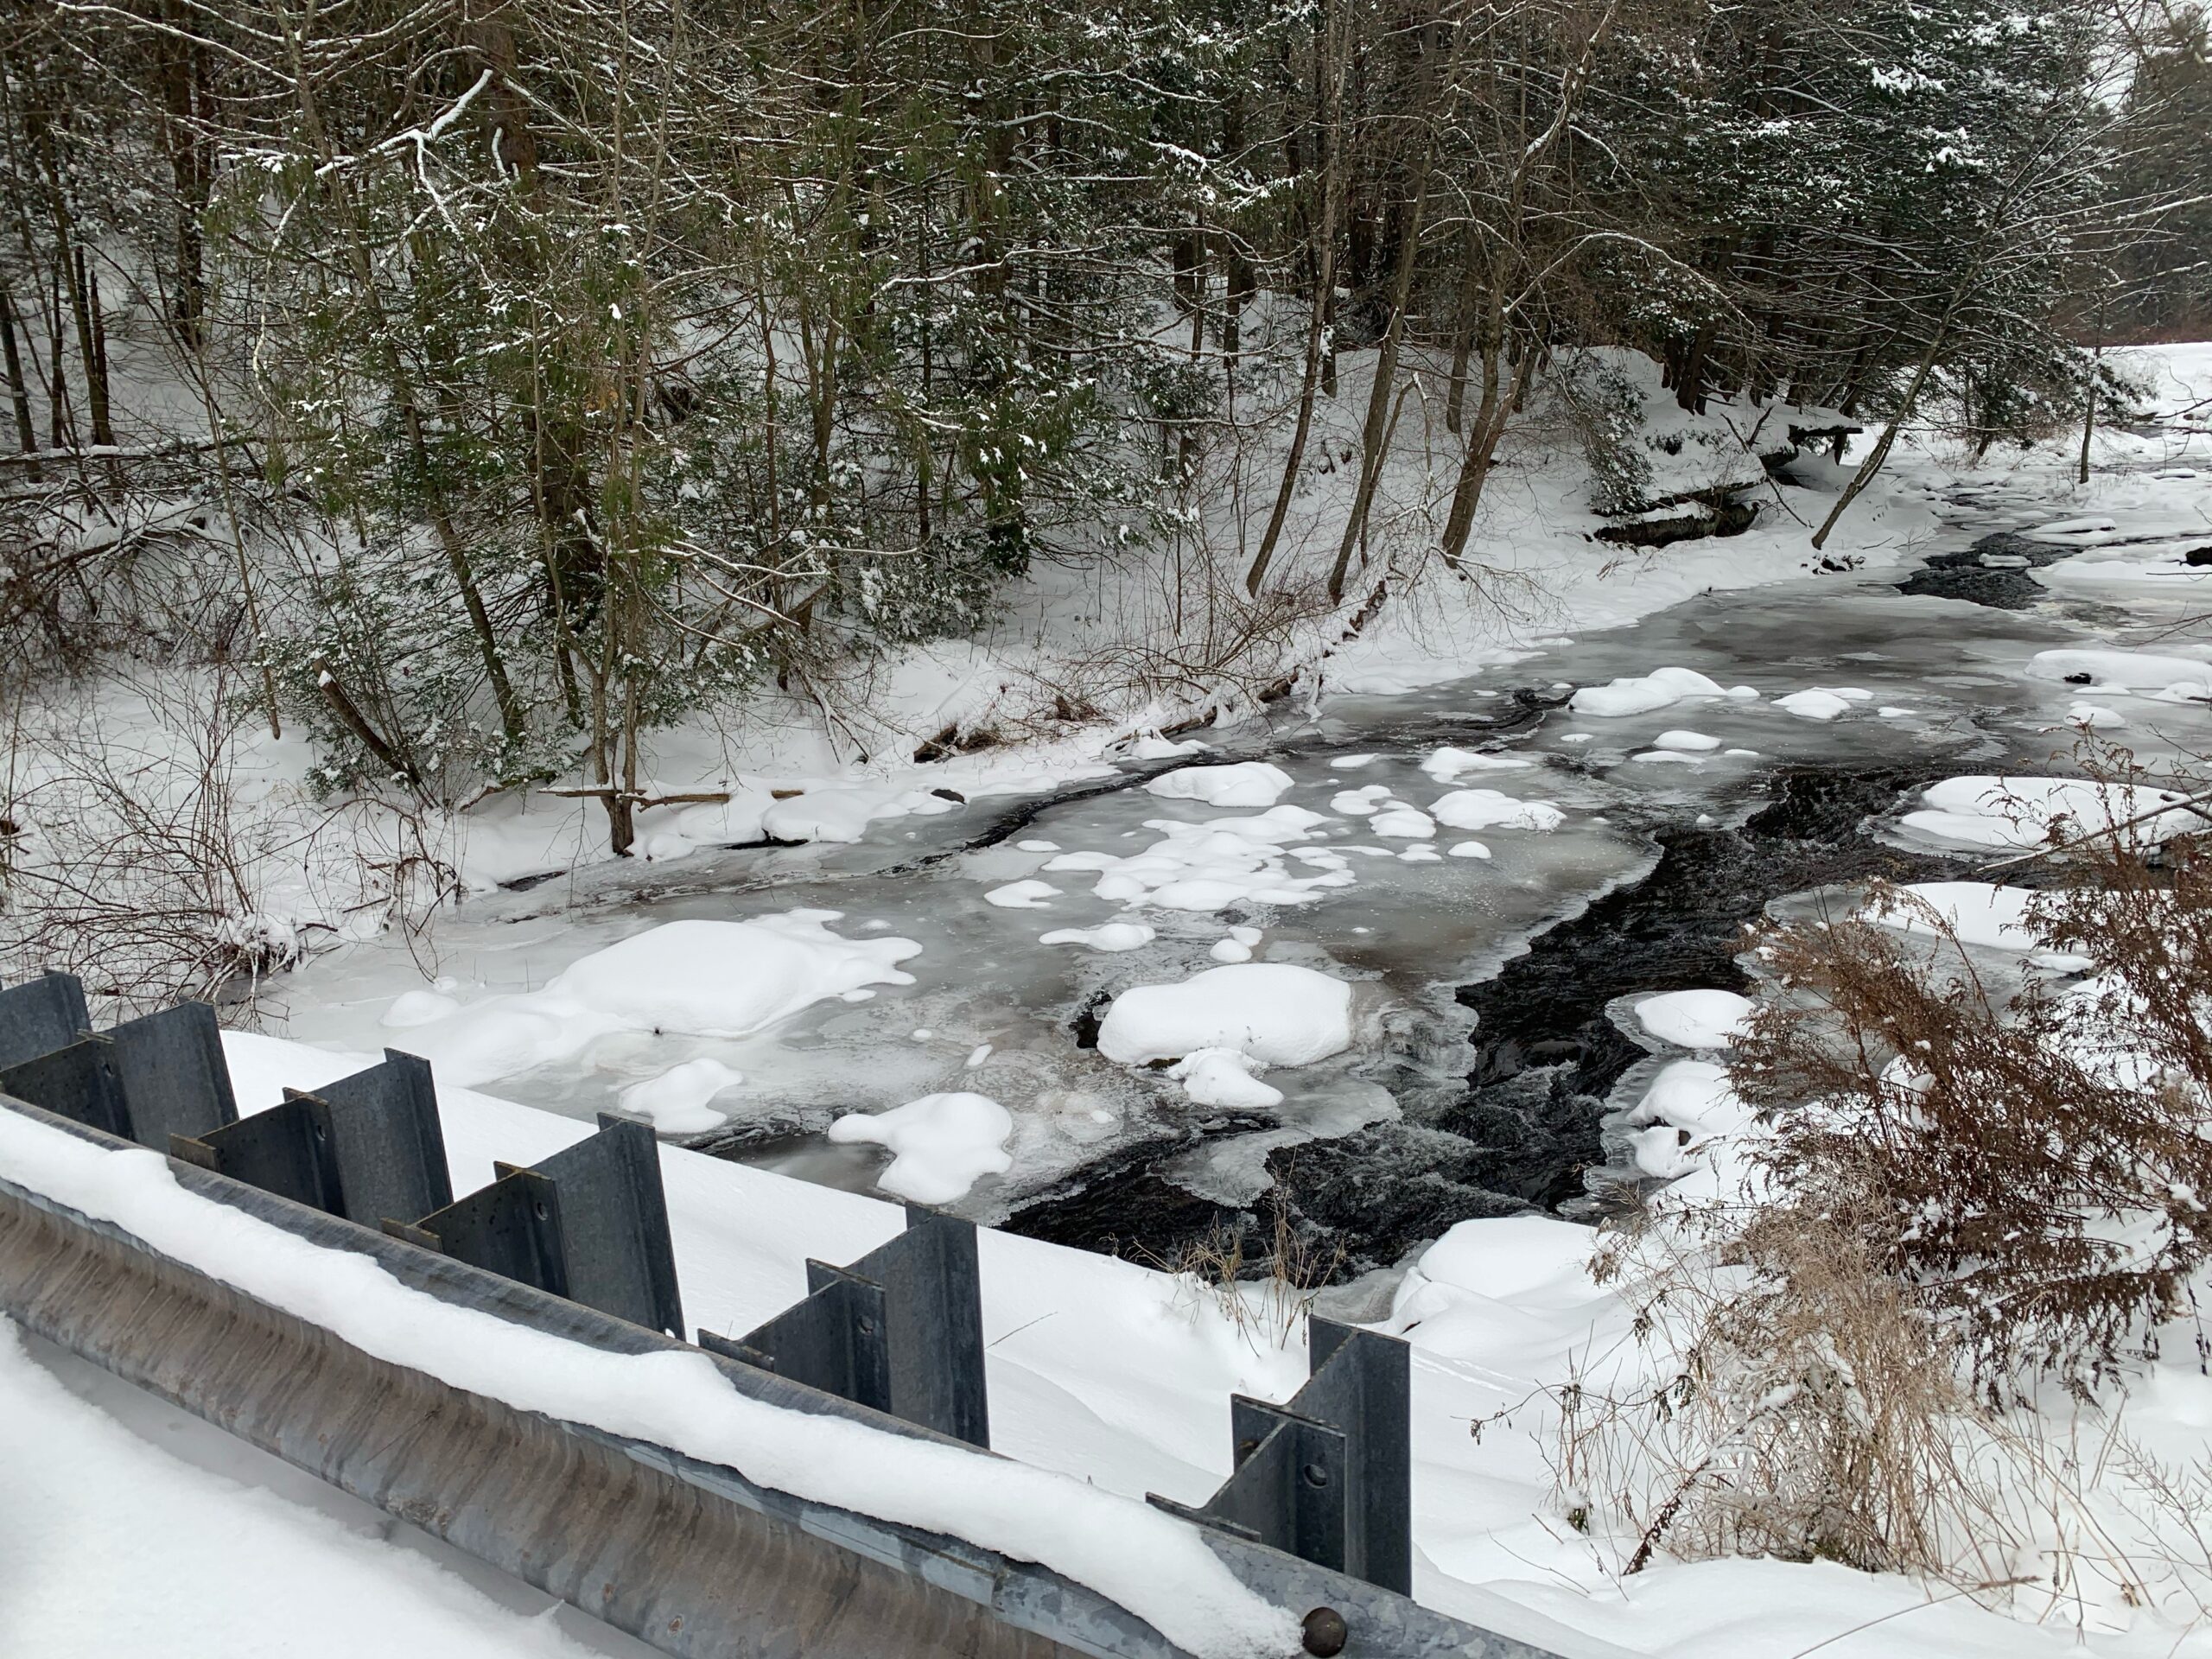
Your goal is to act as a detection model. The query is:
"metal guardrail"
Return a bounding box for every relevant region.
[0,972,1573,1659]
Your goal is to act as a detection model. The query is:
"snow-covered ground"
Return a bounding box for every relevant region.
[11,342,2212,1656]
[0,1320,653,1659]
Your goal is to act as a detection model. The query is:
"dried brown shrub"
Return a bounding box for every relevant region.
[1734,809,2212,1394]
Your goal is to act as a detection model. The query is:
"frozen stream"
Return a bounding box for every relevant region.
[270,461,2212,1279]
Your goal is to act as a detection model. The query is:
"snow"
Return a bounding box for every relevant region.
[1900,776,2201,851]
[1446,841,1493,859]
[1570,666,1730,718]
[2025,648,2212,698]
[1208,925,1264,964]
[984,879,1060,909]
[1633,989,1752,1050]
[1421,746,1535,781]
[758,782,961,845]
[827,1092,1015,1202]
[0,1324,624,1659]
[1653,730,1721,752]
[618,1058,742,1134]
[383,988,461,1028]
[385,912,920,1086]
[1043,805,1353,912]
[1329,784,1390,815]
[1095,963,1355,1068]
[1038,922,1157,952]
[1166,1048,1283,1109]
[1856,881,2093,969]
[1771,686,1873,721]
[1370,804,1438,839]
[0,1101,1297,1659]
[1623,1059,1751,1180]
[1381,1216,1608,1365]
[1142,762,1295,808]
[1431,790,1567,832]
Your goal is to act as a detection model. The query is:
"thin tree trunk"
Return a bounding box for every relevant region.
[0,284,40,478]
[1245,0,1344,597]
[1811,302,1961,550]
[1325,166,1432,603]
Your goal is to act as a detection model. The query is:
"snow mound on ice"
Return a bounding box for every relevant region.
[1039,922,1156,952]
[828,1091,1014,1203]
[1044,805,1351,912]
[985,879,1059,909]
[1370,804,1437,840]
[398,912,920,1086]
[1421,746,1535,781]
[760,784,959,844]
[1143,761,1295,808]
[1625,1058,1753,1181]
[1857,881,2091,968]
[1654,729,1721,752]
[1096,963,1353,1068]
[1634,989,1752,1050]
[1431,789,1566,832]
[620,1058,743,1135]
[1330,785,1390,816]
[1167,1048,1283,1109]
[550,913,921,1036]
[1382,1216,1605,1364]
[1570,666,1728,718]
[2026,648,2212,698]
[1899,776,2199,850]
[1773,687,1871,721]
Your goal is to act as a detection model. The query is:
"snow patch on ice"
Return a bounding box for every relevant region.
[1142,762,1295,808]
[1634,989,1752,1051]
[1432,790,1566,832]
[392,912,920,1086]
[828,1092,1014,1202]
[1039,922,1157,952]
[1899,777,2199,851]
[620,1058,743,1135]
[1421,746,1535,781]
[2027,648,2212,699]
[1166,1048,1284,1109]
[985,879,1060,909]
[1096,963,1353,1069]
[1569,666,1729,718]
[1043,806,1353,912]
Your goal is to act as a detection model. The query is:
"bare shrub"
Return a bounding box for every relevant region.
[1542,760,2212,1616]
[1734,824,2212,1395]
[1152,1185,1346,1351]
[1551,1211,2027,1582]
[0,664,454,1019]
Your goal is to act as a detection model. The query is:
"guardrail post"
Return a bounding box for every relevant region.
[703,1206,988,1447]
[0,998,238,1152]
[106,1001,238,1148]
[395,1113,682,1338]
[174,1050,452,1230]
[1149,1317,1410,1592]
[0,972,90,1071]
[0,1037,130,1138]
